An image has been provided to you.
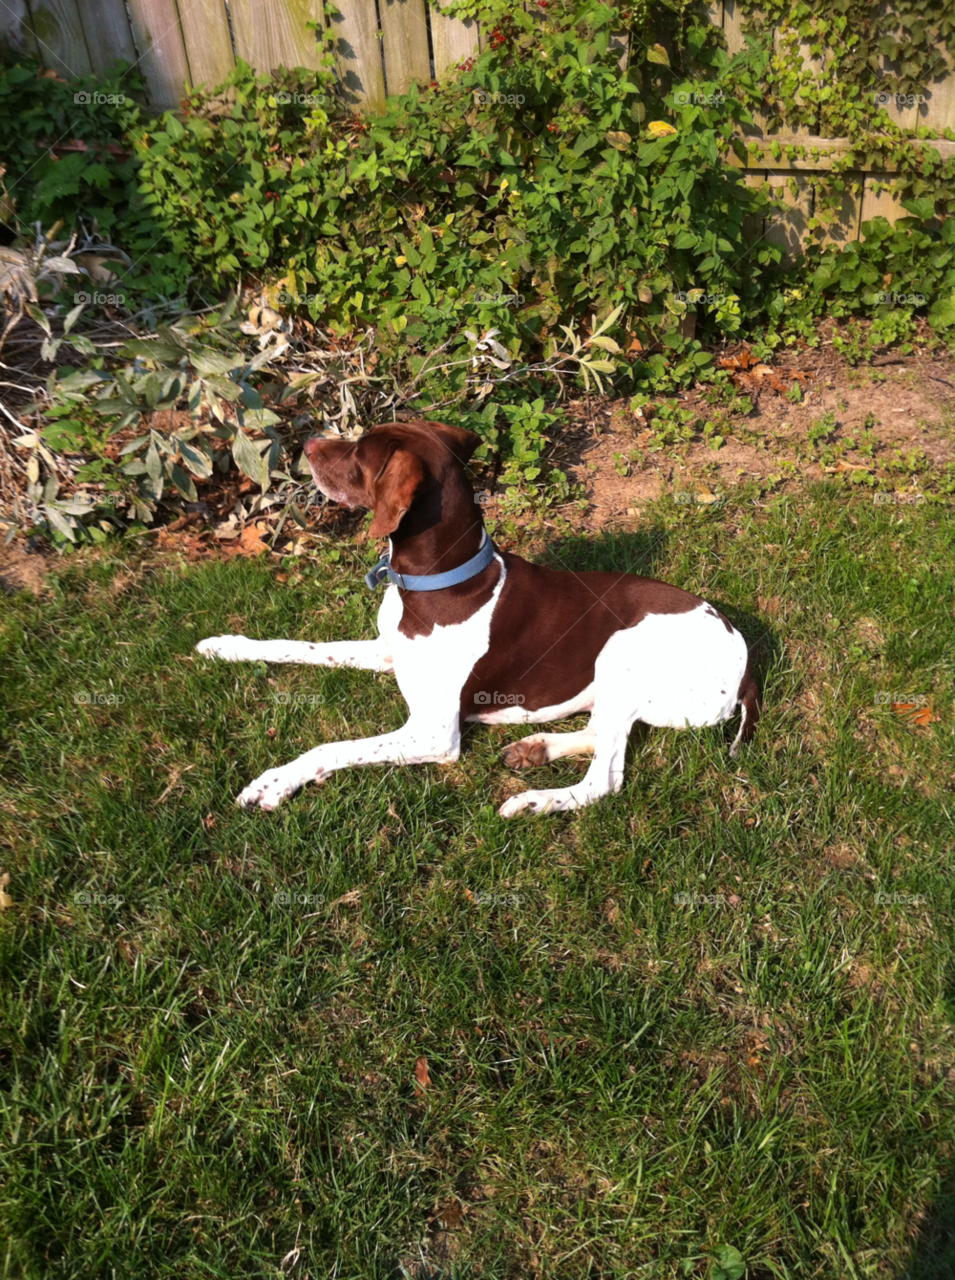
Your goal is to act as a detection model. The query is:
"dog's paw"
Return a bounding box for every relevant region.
[502,738,549,770]
[236,767,324,811]
[196,635,254,661]
[498,789,561,818]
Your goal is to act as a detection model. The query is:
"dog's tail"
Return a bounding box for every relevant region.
[729,661,760,758]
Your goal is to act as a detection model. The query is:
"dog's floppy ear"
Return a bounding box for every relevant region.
[415,420,482,465]
[369,448,430,536]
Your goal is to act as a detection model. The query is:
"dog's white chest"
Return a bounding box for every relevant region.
[379,559,506,715]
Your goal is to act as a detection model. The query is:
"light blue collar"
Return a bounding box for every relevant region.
[364,529,497,592]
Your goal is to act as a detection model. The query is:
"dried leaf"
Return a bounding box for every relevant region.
[0,872,12,911]
[331,888,361,909]
[229,524,268,557]
[414,1056,430,1093]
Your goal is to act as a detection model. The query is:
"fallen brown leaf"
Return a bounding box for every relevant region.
[414,1056,430,1094]
[233,524,269,557]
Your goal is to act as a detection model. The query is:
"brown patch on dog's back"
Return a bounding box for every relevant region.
[461,552,702,714]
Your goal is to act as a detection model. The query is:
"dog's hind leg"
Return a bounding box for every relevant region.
[498,712,632,816]
[503,729,597,769]
[729,664,760,758]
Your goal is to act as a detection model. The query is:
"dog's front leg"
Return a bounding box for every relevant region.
[235,715,460,811]
[196,636,394,672]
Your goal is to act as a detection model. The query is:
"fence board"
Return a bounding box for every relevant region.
[859,178,908,228]
[127,0,191,108]
[229,0,324,73]
[723,2,770,137]
[814,173,863,249]
[78,0,137,79]
[764,172,812,263]
[430,6,479,79]
[741,170,765,245]
[921,58,955,133]
[27,0,93,78]
[327,0,386,112]
[175,0,235,93]
[379,0,430,96]
[2,0,40,60]
[735,135,955,171]
[721,0,744,56]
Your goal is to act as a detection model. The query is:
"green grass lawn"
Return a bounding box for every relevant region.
[1,484,953,1279]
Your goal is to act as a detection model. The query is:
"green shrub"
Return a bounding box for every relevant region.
[0,61,138,239]
[129,0,779,370]
[760,207,955,350]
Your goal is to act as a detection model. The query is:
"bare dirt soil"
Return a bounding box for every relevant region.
[547,337,955,531]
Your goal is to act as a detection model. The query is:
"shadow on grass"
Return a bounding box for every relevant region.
[899,967,955,1278]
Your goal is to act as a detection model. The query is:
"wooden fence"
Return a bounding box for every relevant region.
[1,0,478,113]
[3,0,953,253]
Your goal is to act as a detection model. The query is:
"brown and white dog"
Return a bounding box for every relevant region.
[196,420,759,815]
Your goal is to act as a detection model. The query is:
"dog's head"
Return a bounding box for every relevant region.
[302,420,481,536]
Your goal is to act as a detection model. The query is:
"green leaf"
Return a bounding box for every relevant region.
[239,407,281,430]
[26,304,52,338]
[122,338,185,363]
[44,505,76,541]
[178,438,213,478]
[710,1244,745,1280]
[588,335,621,353]
[928,294,955,328]
[231,427,269,490]
[62,302,86,335]
[169,463,199,501]
[647,43,670,66]
[901,196,936,221]
[190,348,246,376]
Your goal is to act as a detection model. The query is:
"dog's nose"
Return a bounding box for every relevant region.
[302,437,322,462]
